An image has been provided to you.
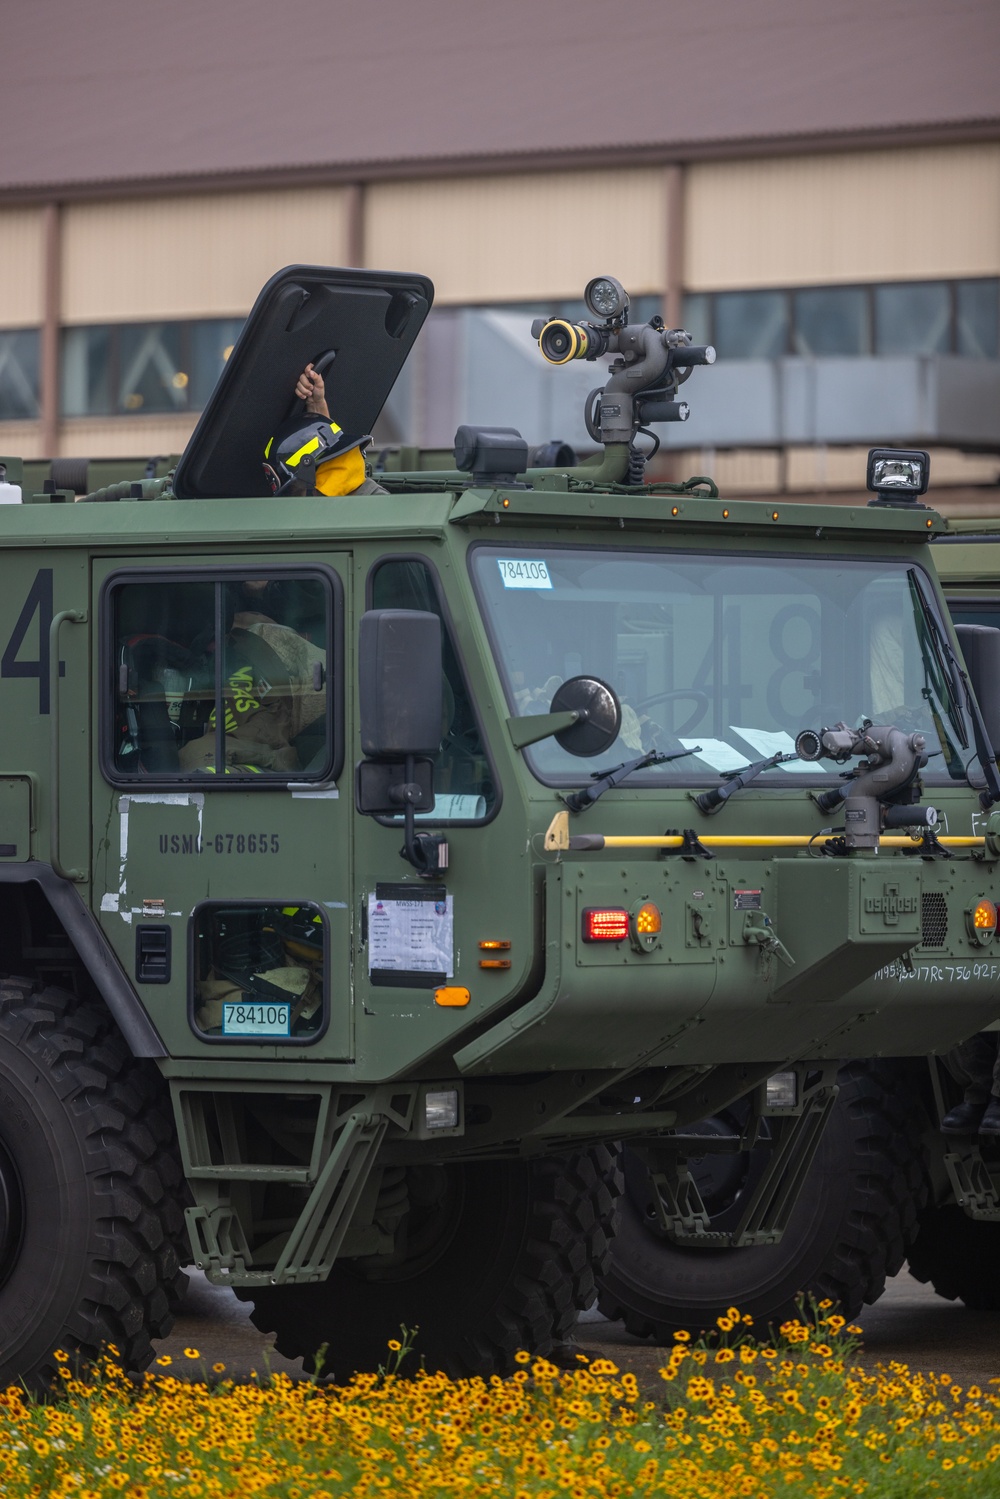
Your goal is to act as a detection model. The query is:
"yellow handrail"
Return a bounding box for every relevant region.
[543,810,985,854]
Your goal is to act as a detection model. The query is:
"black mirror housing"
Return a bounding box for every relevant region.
[359,610,442,758]
[356,757,435,816]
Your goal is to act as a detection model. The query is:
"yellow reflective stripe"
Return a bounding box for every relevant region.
[263,436,273,459]
[287,433,322,468]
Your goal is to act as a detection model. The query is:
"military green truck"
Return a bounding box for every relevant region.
[592,496,1000,1343]
[1,264,999,1390]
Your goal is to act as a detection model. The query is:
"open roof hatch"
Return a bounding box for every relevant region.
[173,264,434,500]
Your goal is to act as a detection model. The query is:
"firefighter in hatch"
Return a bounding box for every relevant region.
[261,363,387,498]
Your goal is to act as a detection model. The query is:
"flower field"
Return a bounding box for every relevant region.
[3,1310,1000,1497]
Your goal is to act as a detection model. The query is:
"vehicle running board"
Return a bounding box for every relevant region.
[943,1146,1000,1221]
[646,1078,839,1247]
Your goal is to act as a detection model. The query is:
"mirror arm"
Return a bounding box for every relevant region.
[506,710,580,751]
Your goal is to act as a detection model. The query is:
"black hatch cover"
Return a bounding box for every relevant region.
[173,264,434,500]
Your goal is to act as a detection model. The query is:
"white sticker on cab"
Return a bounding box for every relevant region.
[497,558,552,589]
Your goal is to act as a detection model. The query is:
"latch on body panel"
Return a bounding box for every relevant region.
[686,902,714,948]
[742,910,794,977]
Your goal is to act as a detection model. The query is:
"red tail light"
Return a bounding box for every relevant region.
[582,907,630,942]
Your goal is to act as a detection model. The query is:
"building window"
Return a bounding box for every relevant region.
[0,329,40,420]
[683,279,998,361]
[874,282,951,355]
[714,290,789,358]
[792,287,870,356]
[61,317,243,418]
[956,279,999,359]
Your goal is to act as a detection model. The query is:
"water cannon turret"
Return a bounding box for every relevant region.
[532,276,716,480]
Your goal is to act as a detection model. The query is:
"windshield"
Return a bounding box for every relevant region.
[471,545,978,787]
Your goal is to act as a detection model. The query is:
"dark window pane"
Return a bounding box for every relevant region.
[554,299,590,324]
[681,293,711,346]
[632,295,663,326]
[875,283,950,355]
[714,291,789,358]
[191,318,244,408]
[956,280,999,359]
[194,903,325,1040]
[793,287,869,355]
[0,329,40,419]
[61,326,110,416]
[372,559,495,819]
[118,323,187,414]
[113,575,330,780]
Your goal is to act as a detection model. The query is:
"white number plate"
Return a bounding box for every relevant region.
[222,1001,291,1037]
[497,558,552,589]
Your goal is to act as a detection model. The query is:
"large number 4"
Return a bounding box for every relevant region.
[1,568,65,715]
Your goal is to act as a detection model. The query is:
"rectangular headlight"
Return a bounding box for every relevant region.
[765,1071,798,1108]
[866,447,930,498]
[424,1089,460,1130]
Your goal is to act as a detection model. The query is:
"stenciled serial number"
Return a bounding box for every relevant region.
[875,960,1000,983]
[158,833,281,855]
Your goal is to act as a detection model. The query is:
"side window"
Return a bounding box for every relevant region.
[193,903,326,1042]
[370,559,496,820]
[109,572,333,782]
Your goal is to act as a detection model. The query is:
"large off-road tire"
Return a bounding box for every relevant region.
[239,1147,621,1380]
[907,1204,1000,1309]
[596,1062,928,1338]
[0,978,188,1389]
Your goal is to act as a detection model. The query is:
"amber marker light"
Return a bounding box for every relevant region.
[634,902,662,935]
[722,509,729,518]
[434,986,470,1007]
[772,511,780,521]
[582,907,630,942]
[967,899,998,944]
[671,506,680,517]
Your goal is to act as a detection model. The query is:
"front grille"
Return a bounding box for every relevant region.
[921,892,948,948]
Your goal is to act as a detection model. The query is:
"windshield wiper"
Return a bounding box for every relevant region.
[908,568,1000,807]
[564,746,700,813]
[694,751,797,814]
[908,569,967,748]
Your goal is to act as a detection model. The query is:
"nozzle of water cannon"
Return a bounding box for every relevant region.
[668,344,717,368]
[535,318,610,365]
[795,726,858,761]
[794,729,824,761]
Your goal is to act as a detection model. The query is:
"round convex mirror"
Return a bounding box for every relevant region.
[550,675,622,758]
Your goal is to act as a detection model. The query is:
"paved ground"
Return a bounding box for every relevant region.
[150,1267,1000,1388]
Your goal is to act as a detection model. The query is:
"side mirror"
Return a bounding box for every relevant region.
[507,675,621,758]
[551,676,622,757]
[955,624,1000,753]
[359,609,445,877]
[359,609,442,758]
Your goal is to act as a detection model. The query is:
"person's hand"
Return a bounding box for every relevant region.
[295,363,330,418]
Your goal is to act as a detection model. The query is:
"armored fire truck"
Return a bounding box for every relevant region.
[1,265,999,1389]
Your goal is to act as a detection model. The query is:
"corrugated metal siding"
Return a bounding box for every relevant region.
[57,415,196,459]
[366,169,667,304]
[61,189,353,323]
[0,210,44,326]
[687,144,1000,290]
